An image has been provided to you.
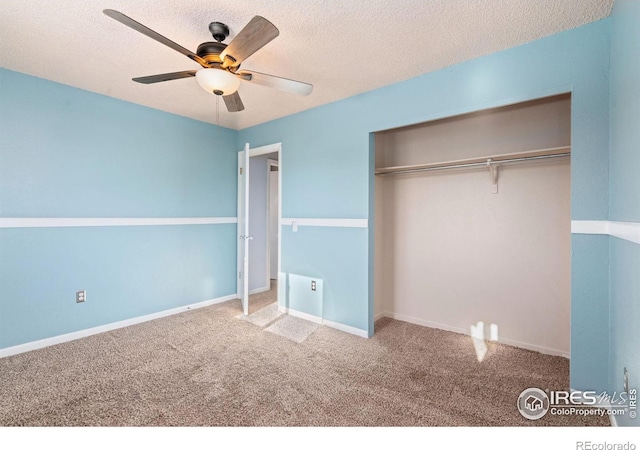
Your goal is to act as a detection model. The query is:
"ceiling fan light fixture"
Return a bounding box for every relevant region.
[104,10,312,113]
[195,68,240,95]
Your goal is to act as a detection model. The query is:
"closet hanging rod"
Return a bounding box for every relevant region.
[375,146,570,176]
[375,152,569,176]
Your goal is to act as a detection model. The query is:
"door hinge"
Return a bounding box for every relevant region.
[239,167,243,175]
[239,271,242,279]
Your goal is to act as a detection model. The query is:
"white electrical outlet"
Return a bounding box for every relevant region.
[76,290,86,303]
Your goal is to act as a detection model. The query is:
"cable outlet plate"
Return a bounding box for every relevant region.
[76,290,86,303]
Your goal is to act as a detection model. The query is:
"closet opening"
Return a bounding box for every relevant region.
[373,93,572,359]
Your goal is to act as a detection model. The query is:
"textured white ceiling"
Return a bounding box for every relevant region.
[0,0,613,130]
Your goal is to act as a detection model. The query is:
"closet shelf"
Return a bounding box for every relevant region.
[375,146,571,176]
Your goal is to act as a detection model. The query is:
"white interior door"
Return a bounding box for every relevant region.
[237,144,250,315]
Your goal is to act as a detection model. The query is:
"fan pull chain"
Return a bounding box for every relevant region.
[216,95,220,126]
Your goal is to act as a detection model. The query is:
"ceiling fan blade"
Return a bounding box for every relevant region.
[133,70,197,84]
[223,92,245,112]
[103,9,207,67]
[219,16,279,68]
[237,70,313,96]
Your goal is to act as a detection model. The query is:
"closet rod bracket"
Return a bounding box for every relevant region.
[487,159,498,194]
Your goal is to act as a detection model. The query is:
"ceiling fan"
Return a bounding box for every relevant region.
[103,9,313,113]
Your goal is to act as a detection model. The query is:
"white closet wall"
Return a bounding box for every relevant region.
[374,94,571,356]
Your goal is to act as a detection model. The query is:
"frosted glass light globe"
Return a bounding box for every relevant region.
[195,68,240,95]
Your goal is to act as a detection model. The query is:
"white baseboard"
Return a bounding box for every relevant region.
[323,318,369,338]
[382,311,569,358]
[279,306,323,324]
[0,293,238,358]
[384,311,469,334]
[373,312,386,322]
[278,306,368,338]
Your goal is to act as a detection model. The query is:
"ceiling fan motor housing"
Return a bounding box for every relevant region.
[196,41,228,66]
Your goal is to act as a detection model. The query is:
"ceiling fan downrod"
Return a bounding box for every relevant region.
[208,22,229,42]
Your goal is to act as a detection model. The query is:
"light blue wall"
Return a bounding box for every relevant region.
[609,239,640,426]
[239,19,612,391]
[608,0,640,427]
[609,0,640,223]
[0,68,238,349]
[571,235,610,391]
[0,225,236,348]
[0,70,237,218]
[280,226,369,326]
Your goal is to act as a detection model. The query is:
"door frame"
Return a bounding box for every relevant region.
[237,142,282,313]
[266,158,279,287]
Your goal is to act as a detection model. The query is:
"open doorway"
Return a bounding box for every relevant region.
[237,143,281,315]
[267,159,279,283]
[248,152,279,297]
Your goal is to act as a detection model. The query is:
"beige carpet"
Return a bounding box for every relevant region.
[237,303,284,328]
[265,315,320,343]
[0,287,608,427]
